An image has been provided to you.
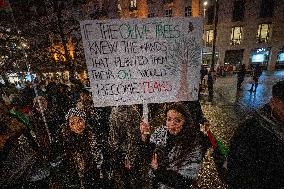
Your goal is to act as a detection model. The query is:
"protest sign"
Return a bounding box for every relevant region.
[80,17,202,107]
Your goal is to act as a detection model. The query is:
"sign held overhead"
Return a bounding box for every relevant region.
[80,17,203,107]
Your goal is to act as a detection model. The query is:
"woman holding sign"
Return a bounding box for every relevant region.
[140,103,209,188]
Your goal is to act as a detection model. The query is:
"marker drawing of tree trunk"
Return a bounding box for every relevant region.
[167,35,201,101]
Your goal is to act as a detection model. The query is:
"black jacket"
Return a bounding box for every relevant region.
[227,104,284,189]
[52,126,103,188]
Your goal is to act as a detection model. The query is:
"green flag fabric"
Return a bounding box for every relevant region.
[10,109,33,130]
[0,0,13,13]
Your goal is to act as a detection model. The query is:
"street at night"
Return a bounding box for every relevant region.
[197,70,284,188]
[1,0,284,188]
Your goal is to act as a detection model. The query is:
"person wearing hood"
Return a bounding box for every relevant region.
[108,104,152,188]
[52,108,103,188]
[140,103,209,188]
[0,98,50,189]
[227,80,284,188]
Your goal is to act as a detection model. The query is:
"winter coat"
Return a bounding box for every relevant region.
[0,106,50,188]
[108,105,150,188]
[227,104,284,189]
[237,67,246,80]
[53,125,103,188]
[251,66,262,82]
[149,126,208,189]
[109,105,142,167]
[207,73,214,90]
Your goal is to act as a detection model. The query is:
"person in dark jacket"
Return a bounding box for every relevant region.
[0,100,50,189]
[76,89,113,188]
[108,105,151,189]
[141,103,209,188]
[200,65,208,85]
[249,64,262,93]
[237,64,246,91]
[227,80,284,189]
[53,108,103,188]
[207,71,214,101]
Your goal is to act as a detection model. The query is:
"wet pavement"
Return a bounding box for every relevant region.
[196,70,284,188]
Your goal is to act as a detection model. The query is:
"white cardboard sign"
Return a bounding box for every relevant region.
[80,17,203,107]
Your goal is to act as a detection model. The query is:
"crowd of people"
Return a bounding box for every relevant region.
[0,75,283,189]
[200,63,264,97]
[0,78,213,189]
[0,78,107,188]
[236,63,263,93]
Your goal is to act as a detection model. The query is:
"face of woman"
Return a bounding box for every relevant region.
[166,110,185,135]
[69,116,86,134]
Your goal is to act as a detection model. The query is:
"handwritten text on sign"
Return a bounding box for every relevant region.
[80,17,203,107]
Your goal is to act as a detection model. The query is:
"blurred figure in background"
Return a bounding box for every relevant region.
[207,70,214,102]
[237,64,246,91]
[249,64,262,93]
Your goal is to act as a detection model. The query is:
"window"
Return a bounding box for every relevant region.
[164,9,172,17]
[185,6,192,17]
[91,2,107,18]
[163,0,173,4]
[230,26,243,45]
[118,1,122,13]
[206,6,214,24]
[277,51,284,63]
[129,0,137,11]
[257,24,270,43]
[250,48,271,66]
[260,0,274,18]
[205,30,214,47]
[232,0,245,22]
[148,12,155,18]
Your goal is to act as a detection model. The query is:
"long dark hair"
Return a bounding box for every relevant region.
[165,103,192,125]
[164,103,202,166]
[165,103,202,146]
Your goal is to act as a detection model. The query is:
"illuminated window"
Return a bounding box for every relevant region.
[118,2,121,12]
[51,41,75,62]
[129,0,137,11]
[205,30,214,47]
[257,24,270,43]
[164,9,172,17]
[231,26,243,45]
[250,48,271,65]
[148,12,155,18]
[277,51,284,63]
[185,6,192,17]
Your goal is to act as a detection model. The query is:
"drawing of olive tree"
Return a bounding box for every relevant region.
[166,34,201,100]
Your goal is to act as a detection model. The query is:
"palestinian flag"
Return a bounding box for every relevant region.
[0,0,12,13]
[206,128,229,158]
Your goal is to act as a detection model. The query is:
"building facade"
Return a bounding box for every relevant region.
[83,0,283,71]
[203,0,284,70]
[81,0,202,19]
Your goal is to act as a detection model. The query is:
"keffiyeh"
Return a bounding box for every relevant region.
[65,108,86,121]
